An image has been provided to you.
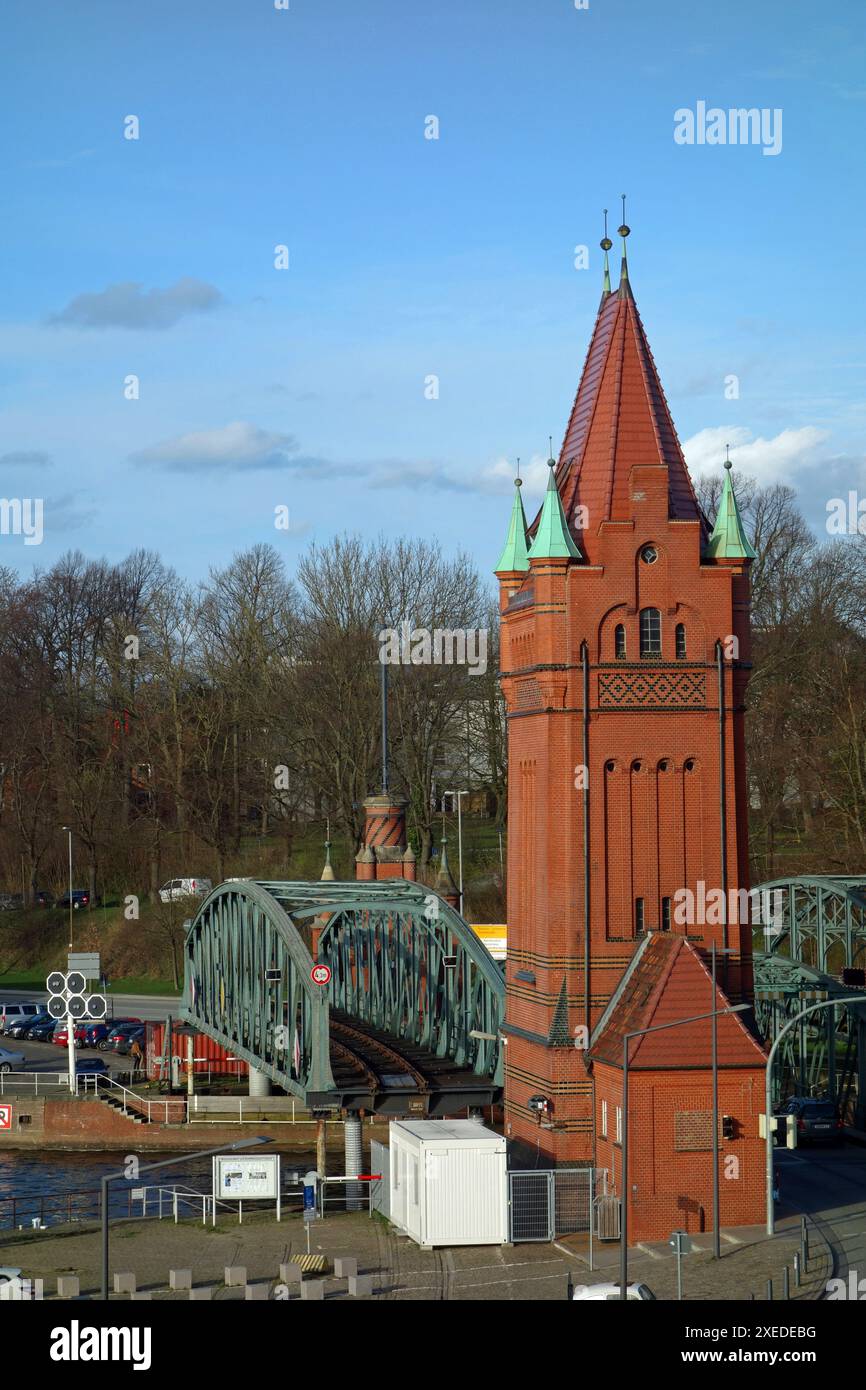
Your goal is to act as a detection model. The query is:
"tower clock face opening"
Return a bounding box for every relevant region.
[640,545,658,564]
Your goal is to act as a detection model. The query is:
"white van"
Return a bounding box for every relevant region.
[0,1003,40,1034]
[158,877,213,904]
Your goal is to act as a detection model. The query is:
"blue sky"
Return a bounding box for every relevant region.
[2,0,865,579]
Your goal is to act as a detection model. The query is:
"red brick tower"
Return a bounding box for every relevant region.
[496,220,762,1212]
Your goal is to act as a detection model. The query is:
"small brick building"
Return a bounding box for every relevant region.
[494,225,766,1238]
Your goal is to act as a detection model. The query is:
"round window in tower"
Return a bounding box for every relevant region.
[640,545,658,565]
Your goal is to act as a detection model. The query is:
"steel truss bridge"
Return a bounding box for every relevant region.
[182,878,505,1116]
[752,875,866,1125]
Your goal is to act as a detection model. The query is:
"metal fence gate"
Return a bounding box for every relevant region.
[370,1139,390,1220]
[508,1168,610,1243]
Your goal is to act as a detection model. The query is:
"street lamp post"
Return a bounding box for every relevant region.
[620,1001,750,1300]
[61,826,73,949]
[445,790,468,915]
[100,1136,271,1299]
[764,996,865,1236]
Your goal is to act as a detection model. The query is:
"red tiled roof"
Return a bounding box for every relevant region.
[531,285,708,562]
[588,934,767,1070]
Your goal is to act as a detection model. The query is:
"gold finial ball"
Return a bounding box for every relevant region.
[618,223,630,238]
[600,236,613,251]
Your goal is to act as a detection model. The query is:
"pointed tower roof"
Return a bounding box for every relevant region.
[706,455,756,561]
[434,836,460,905]
[528,459,581,561]
[533,228,708,563]
[495,475,530,573]
[321,838,335,882]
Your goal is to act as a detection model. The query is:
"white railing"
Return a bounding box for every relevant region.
[77,1072,188,1124]
[133,1183,305,1225]
[0,1071,68,1095]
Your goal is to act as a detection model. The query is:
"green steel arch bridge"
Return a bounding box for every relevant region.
[181,878,505,1117]
[752,875,866,1126]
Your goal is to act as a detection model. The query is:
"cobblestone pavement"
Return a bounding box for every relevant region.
[0,1206,831,1301]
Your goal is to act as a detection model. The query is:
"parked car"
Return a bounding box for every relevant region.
[571,1281,656,1301]
[6,1010,51,1040]
[27,1016,59,1042]
[784,1096,843,1144]
[105,1022,144,1049]
[0,1003,40,1034]
[56,890,101,910]
[114,1026,146,1055]
[74,1057,108,1078]
[0,1045,26,1074]
[85,1019,141,1050]
[33,890,54,908]
[0,894,23,912]
[158,877,213,904]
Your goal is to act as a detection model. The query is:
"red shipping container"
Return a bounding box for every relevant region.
[145,1021,249,1082]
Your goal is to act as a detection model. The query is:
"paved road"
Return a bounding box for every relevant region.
[775,1141,866,1284]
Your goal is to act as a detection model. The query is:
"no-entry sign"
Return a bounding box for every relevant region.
[0,1107,11,1131]
[310,964,331,986]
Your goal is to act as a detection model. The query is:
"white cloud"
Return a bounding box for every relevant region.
[477,452,550,497]
[683,425,831,485]
[131,422,299,473]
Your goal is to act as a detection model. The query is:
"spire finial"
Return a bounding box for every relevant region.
[724,443,732,471]
[618,193,631,294]
[548,435,555,466]
[515,456,522,488]
[600,207,612,296]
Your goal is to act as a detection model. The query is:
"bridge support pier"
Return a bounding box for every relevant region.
[248,1067,273,1098]
[345,1114,364,1211]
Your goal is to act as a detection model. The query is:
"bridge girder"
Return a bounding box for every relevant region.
[181,878,505,1103]
[752,875,866,974]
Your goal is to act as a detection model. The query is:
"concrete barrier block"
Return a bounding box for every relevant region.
[300,1279,325,1301]
[245,1283,269,1300]
[113,1272,136,1294]
[131,1291,152,1301]
[224,1265,247,1287]
[170,1268,192,1291]
[334,1257,358,1279]
[57,1276,80,1298]
[348,1274,373,1297]
[279,1262,303,1284]
[189,1286,214,1301]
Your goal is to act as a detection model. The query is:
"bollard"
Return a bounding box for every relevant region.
[300,1279,325,1301]
[130,1291,152,1301]
[224,1265,247,1288]
[347,1274,373,1297]
[794,1252,801,1288]
[279,1262,303,1285]
[57,1276,80,1298]
[113,1272,136,1295]
[766,1278,773,1302]
[245,1283,269,1300]
[334,1257,358,1279]
[170,1269,192,1291]
[189,1286,214,1301]
[783,1266,790,1301]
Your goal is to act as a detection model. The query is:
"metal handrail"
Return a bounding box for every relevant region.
[0,1071,68,1095]
[78,1072,188,1124]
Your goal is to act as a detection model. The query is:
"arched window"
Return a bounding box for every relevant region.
[675,623,686,660]
[639,607,661,657]
[614,624,626,659]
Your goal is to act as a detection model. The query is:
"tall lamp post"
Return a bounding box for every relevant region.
[764,996,865,1236]
[444,789,468,916]
[619,1001,750,1300]
[100,1136,271,1299]
[61,825,74,949]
